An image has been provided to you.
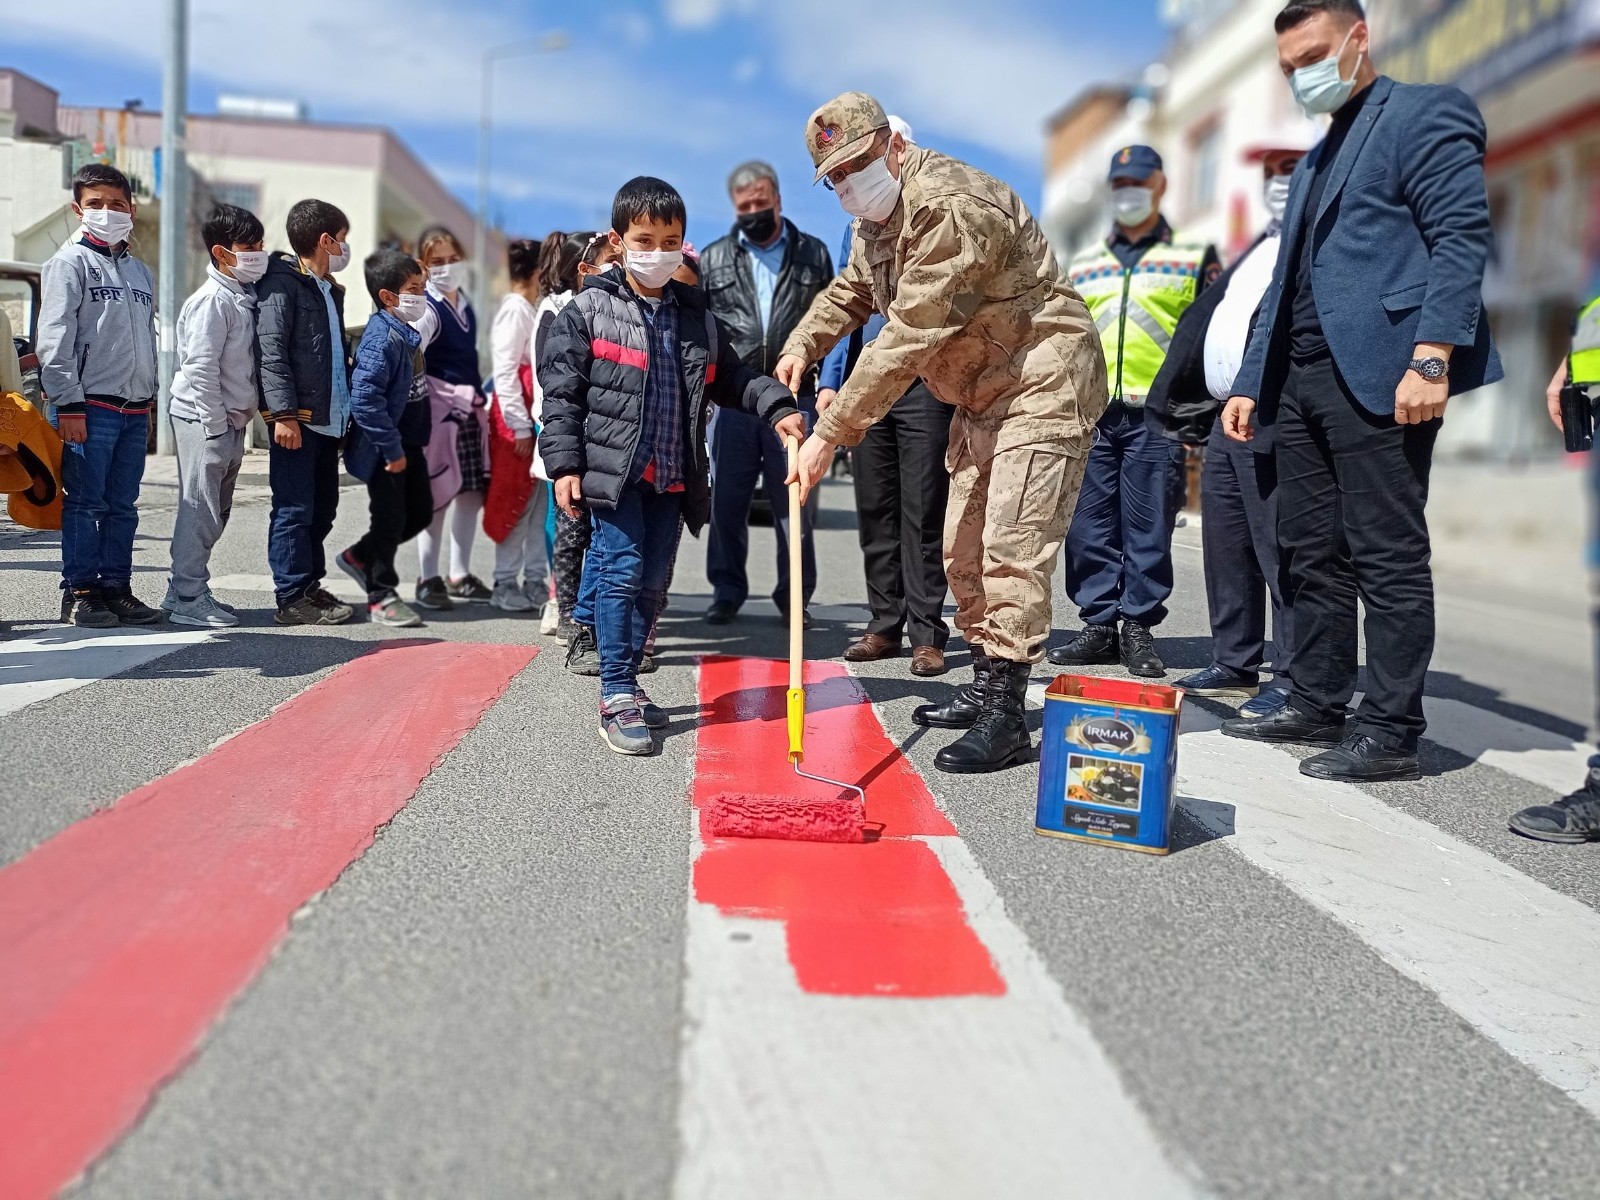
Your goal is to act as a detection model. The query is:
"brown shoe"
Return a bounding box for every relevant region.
[911,646,947,677]
[843,633,902,662]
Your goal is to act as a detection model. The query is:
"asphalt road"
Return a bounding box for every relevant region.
[2,457,1598,1200]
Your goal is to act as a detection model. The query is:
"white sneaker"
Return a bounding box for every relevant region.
[539,598,560,635]
[165,592,240,628]
[490,581,536,613]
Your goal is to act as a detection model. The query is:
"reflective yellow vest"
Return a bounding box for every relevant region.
[1573,295,1600,386]
[1068,237,1210,404]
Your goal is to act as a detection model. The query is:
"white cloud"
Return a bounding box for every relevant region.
[662,0,755,29]
[733,56,761,84]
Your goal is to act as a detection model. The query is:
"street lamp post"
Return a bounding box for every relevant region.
[156,0,188,455]
[474,33,567,320]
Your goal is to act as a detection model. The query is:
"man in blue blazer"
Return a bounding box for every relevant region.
[1218,0,1501,782]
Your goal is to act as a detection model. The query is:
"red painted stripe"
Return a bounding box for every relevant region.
[693,655,1003,997]
[591,337,648,371]
[0,640,534,1200]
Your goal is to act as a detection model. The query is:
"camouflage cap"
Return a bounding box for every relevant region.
[805,91,890,183]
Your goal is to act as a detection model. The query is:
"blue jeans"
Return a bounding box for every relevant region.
[60,405,148,591]
[706,402,817,610]
[1065,402,1186,628]
[574,482,684,696]
[268,428,342,606]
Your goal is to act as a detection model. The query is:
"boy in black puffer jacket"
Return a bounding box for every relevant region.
[539,177,807,757]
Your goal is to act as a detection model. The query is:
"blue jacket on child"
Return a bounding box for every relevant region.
[344,309,425,484]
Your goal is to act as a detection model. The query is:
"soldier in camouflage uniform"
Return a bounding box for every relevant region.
[776,91,1108,774]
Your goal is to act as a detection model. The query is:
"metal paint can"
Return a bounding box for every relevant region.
[1035,674,1183,855]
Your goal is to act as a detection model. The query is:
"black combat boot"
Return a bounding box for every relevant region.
[913,648,990,729]
[934,657,1032,774]
[1047,624,1118,666]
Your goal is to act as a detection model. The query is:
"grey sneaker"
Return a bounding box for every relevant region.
[204,588,237,615]
[415,576,455,611]
[447,573,493,602]
[599,696,653,755]
[305,586,354,625]
[635,688,669,729]
[554,617,576,646]
[370,597,424,628]
[166,592,240,628]
[565,625,601,676]
[490,581,536,613]
[539,598,560,635]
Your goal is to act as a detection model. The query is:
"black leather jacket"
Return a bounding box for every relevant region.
[700,218,833,390]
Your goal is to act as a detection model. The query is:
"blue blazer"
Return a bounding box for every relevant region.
[344,310,423,484]
[1232,76,1502,424]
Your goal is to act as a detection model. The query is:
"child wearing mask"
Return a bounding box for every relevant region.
[539,177,805,755]
[163,203,267,627]
[485,236,550,614]
[413,225,491,610]
[39,164,162,628]
[256,198,356,626]
[337,249,434,628]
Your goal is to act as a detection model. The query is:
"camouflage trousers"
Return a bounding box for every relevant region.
[944,438,1089,664]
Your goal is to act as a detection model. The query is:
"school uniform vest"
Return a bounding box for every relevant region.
[1068,238,1209,405]
[424,293,481,388]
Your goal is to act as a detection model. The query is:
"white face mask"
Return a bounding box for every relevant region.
[835,153,903,224]
[393,292,430,324]
[626,248,683,290]
[430,261,468,293]
[227,250,268,283]
[1290,26,1362,116]
[1111,186,1155,227]
[80,208,134,246]
[327,240,351,272]
[1263,174,1293,222]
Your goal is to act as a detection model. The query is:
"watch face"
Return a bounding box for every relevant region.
[1414,358,1447,380]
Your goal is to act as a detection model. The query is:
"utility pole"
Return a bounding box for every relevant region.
[156,0,188,455]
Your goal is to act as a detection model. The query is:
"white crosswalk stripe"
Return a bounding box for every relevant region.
[0,627,213,718]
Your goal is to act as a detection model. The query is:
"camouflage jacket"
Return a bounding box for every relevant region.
[780,146,1108,460]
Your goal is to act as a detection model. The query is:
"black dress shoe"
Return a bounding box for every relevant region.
[1221,705,1345,746]
[1301,734,1421,782]
[1047,624,1118,667]
[705,601,738,626]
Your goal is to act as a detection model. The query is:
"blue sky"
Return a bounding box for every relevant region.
[4,0,1169,252]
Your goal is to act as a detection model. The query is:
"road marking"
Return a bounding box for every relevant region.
[1421,696,1589,795]
[0,639,535,1200]
[675,655,1197,1198]
[1177,708,1600,1117]
[208,572,366,604]
[0,627,213,718]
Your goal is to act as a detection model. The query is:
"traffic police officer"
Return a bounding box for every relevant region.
[776,91,1107,775]
[1509,292,1600,843]
[1050,146,1219,678]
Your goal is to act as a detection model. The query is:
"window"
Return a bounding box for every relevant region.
[1188,121,1222,217]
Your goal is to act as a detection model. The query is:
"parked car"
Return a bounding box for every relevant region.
[0,260,44,407]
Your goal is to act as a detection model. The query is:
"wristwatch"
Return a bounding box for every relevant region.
[1408,357,1449,381]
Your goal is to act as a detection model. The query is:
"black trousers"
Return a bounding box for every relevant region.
[351,452,433,604]
[1276,355,1439,751]
[553,507,592,622]
[1202,420,1293,681]
[852,381,953,648]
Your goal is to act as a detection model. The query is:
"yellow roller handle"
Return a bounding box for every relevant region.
[786,433,804,763]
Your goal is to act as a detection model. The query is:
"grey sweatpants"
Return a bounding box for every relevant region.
[169,417,246,600]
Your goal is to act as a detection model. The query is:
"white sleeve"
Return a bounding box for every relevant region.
[490,299,535,433]
[414,303,440,351]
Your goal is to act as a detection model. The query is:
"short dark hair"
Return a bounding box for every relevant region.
[611,176,686,236]
[508,237,541,286]
[1275,0,1364,33]
[365,248,423,306]
[200,203,265,256]
[72,163,133,204]
[286,198,350,257]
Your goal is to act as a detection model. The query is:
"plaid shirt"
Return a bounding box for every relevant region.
[630,289,686,492]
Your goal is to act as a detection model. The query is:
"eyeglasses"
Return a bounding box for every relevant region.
[821,130,890,191]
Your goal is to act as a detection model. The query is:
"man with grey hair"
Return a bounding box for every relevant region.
[700,159,834,627]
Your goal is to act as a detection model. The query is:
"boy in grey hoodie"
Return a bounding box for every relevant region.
[163,204,267,627]
[38,164,162,628]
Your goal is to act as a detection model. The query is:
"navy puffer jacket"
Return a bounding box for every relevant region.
[537,267,799,535]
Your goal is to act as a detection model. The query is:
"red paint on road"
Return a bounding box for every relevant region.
[0,639,534,1200]
[693,655,1003,997]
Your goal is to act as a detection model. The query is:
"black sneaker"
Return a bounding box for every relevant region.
[276,595,337,626]
[101,585,164,625]
[565,625,601,676]
[336,548,370,594]
[447,573,493,602]
[1047,624,1118,666]
[705,600,739,625]
[305,586,354,624]
[415,576,455,611]
[639,652,658,675]
[1510,770,1600,843]
[68,587,118,629]
[1119,621,1165,678]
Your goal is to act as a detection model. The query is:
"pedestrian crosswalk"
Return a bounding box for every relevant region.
[1,633,1597,1197]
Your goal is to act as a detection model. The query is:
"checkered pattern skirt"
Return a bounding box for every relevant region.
[456,411,489,494]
